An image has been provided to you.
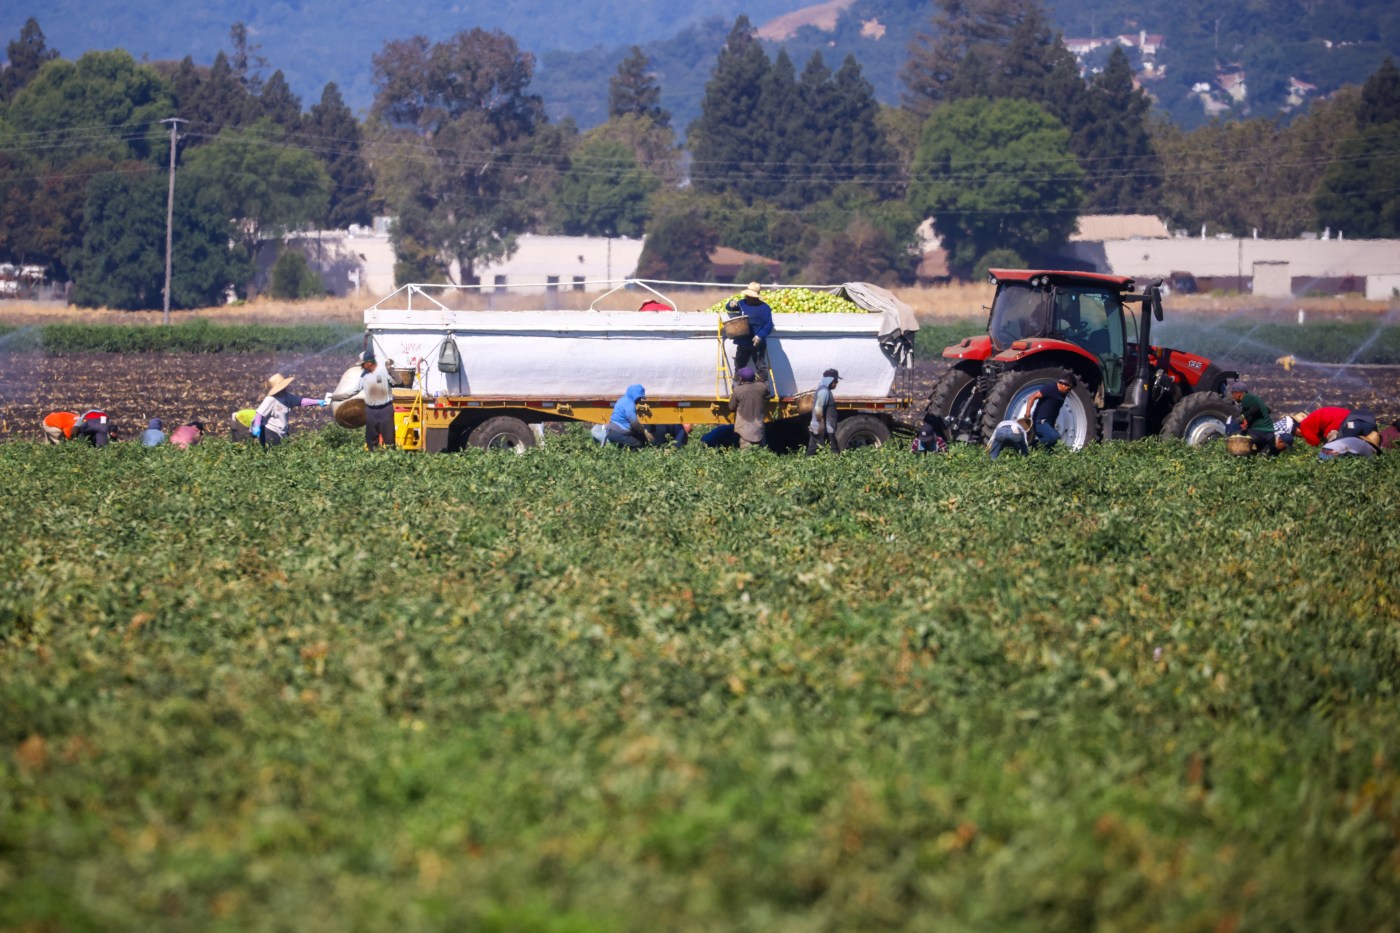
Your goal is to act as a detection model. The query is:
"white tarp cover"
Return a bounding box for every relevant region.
[364,308,901,398]
[834,282,920,367]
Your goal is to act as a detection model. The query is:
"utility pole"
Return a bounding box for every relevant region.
[160,117,188,326]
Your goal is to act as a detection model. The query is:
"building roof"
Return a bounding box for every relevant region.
[1065,237,1400,278]
[710,246,781,270]
[1070,214,1171,242]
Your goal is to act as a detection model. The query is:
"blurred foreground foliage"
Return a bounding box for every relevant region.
[1,431,1399,930]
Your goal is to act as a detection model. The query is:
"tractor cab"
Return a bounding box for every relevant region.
[987,272,1130,399]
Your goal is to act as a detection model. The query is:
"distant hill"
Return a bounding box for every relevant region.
[4,0,1399,129]
[0,0,810,112]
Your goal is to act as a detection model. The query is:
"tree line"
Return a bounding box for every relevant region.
[0,0,1398,310]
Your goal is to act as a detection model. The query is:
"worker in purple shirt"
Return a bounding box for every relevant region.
[725,281,774,375]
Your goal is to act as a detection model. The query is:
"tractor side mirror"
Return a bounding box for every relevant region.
[1152,293,1164,322]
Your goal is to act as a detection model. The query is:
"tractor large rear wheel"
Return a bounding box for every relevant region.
[1162,392,1239,446]
[980,368,1099,450]
[928,363,983,443]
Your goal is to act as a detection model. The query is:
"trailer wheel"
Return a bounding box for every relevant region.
[928,363,982,443]
[468,416,536,453]
[1162,392,1239,447]
[835,415,891,450]
[980,368,1099,450]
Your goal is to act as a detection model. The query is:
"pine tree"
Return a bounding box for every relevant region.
[255,70,302,129]
[1075,46,1161,213]
[608,46,669,127]
[753,49,799,203]
[1357,57,1400,128]
[301,82,374,230]
[688,16,771,199]
[824,55,899,199]
[0,18,58,103]
[197,52,252,132]
[793,53,834,204]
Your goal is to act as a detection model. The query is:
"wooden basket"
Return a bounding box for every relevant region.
[1225,435,1255,456]
[721,316,751,339]
[791,390,816,415]
[390,367,415,387]
[333,397,366,429]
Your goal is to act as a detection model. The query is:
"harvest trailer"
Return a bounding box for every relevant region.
[338,280,920,452]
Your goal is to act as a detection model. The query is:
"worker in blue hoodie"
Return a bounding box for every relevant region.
[606,384,649,449]
[806,369,842,455]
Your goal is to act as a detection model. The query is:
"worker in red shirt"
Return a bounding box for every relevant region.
[1294,407,1351,447]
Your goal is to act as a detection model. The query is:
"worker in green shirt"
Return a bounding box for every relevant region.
[1228,380,1274,453]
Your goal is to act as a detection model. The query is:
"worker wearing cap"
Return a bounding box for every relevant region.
[140,418,166,447]
[252,373,328,447]
[725,281,774,376]
[1228,380,1274,452]
[1021,373,1076,450]
[806,368,842,455]
[728,366,769,449]
[359,352,397,451]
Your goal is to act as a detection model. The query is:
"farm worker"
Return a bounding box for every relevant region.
[725,281,774,376]
[1265,416,1296,456]
[1227,381,1274,451]
[1317,432,1383,461]
[728,366,769,449]
[649,423,688,448]
[1337,409,1379,440]
[358,352,397,452]
[605,384,649,449]
[1293,407,1349,446]
[169,421,206,449]
[1021,373,1076,450]
[74,410,113,447]
[912,412,949,454]
[230,409,257,441]
[41,411,78,444]
[988,416,1032,460]
[251,373,329,447]
[806,369,842,455]
[140,418,165,447]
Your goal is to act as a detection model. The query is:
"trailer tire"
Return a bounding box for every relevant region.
[1162,392,1239,447]
[835,414,891,450]
[928,363,982,443]
[468,416,536,453]
[980,367,1099,450]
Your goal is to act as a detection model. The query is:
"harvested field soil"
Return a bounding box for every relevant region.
[0,352,348,440]
[907,359,1400,425]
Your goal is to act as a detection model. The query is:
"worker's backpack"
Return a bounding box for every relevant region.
[437,336,460,373]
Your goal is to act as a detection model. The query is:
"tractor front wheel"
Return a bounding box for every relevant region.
[928,364,982,443]
[1162,392,1239,446]
[980,368,1099,450]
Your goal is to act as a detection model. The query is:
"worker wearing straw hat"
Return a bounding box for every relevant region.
[251,373,329,447]
[725,281,774,377]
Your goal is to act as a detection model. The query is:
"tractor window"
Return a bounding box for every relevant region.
[988,285,1048,350]
[1050,287,1126,394]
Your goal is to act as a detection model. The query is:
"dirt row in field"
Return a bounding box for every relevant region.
[0,353,350,441]
[2,351,1397,442]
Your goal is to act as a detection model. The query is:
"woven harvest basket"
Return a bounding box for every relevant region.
[721,315,751,339]
[1225,435,1255,456]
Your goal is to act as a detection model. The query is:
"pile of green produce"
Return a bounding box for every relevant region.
[2,432,1398,930]
[707,287,859,315]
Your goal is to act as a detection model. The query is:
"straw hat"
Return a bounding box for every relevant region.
[742,281,763,299]
[264,373,294,396]
[1363,430,1383,448]
[1290,410,1309,423]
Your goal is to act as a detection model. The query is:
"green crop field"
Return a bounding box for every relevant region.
[3,432,1398,930]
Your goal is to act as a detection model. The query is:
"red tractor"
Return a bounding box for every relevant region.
[929,269,1241,447]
